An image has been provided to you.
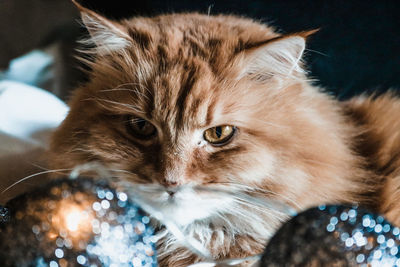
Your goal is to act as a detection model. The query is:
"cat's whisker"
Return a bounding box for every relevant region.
[103,88,149,102]
[122,118,151,124]
[206,182,301,210]
[232,197,287,220]
[26,162,52,171]
[207,4,214,16]
[214,212,235,230]
[192,184,296,216]
[64,148,99,163]
[133,183,166,194]
[230,191,283,213]
[1,169,72,194]
[305,48,329,57]
[95,98,146,114]
[115,82,154,97]
[218,201,278,240]
[241,188,301,210]
[81,97,145,114]
[120,176,153,185]
[108,169,138,175]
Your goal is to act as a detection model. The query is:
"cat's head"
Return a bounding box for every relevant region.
[50,3,357,230]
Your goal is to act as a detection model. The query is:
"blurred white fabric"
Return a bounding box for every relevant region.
[3,50,53,86]
[0,80,68,154]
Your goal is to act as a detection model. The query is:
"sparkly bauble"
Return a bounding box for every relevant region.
[0,178,157,267]
[261,205,400,267]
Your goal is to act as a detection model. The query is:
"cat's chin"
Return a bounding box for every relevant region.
[146,187,235,227]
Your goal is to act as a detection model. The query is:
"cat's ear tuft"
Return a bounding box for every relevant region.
[241,32,314,81]
[72,0,132,55]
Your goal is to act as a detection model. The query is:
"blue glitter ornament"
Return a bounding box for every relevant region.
[0,177,157,267]
[260,205,400,266]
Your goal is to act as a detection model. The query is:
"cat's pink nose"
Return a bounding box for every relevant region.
[161,179,179,187]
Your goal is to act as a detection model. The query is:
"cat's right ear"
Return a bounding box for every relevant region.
[72,0,132,55]
[239,31,317,81]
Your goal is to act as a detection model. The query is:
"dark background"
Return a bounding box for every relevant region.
[1,0,399,100]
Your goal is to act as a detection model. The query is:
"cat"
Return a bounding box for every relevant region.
[48,1,400,266]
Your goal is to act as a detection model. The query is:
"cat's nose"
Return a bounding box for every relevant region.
[161,180,179,197]
[160,179,179,188]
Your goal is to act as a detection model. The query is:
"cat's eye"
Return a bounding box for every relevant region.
[203,125,236,146]
[126,116,157,139]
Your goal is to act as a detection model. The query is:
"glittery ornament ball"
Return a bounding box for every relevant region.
[261,205,400,267]
[0,177,157,267]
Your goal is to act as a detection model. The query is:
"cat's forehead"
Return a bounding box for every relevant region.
[124,15,276,113]
[150,59,216,128]
[122,13,278,69]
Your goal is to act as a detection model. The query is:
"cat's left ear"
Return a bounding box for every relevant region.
[240,30,317,81]
[72,0,132,54]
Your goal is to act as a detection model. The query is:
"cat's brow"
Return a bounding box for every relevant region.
[85,97,147,115]
[100,82,153,100]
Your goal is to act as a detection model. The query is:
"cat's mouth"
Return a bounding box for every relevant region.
[130,184,235,226]
[162,187,194,204]
[165,187,178,199]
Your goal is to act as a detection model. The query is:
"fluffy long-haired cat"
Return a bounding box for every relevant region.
[49,1,400,266]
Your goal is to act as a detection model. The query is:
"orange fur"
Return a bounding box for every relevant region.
[49,8,400,266]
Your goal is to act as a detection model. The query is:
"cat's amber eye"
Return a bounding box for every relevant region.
[126,116,157,139]
[203,125,236,146]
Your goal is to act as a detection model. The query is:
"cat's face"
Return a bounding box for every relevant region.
[51,8,355,230]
